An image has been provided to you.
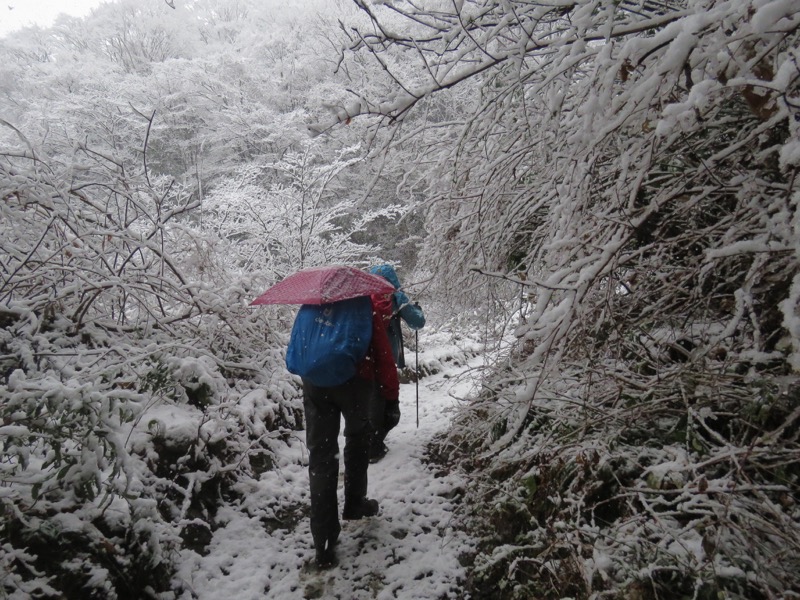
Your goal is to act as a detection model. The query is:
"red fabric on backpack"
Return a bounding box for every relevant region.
[357,293,399,402]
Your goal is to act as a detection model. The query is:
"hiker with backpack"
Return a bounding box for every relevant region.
[367,264,426,463]
[285,289,399,569]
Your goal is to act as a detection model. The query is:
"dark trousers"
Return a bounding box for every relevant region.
[302,376,372,551]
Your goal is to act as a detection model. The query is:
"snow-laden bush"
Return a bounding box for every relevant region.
[0,132,301,598]
[436,358,800,599]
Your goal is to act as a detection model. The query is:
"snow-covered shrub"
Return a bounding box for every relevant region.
[437,359,800,599]
[0,132,299,598]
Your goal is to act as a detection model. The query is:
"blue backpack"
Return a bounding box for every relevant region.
[285,296,373,387]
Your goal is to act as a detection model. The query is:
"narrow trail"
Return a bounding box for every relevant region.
[178,341,482,600]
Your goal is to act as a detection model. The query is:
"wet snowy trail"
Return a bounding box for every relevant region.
[177,340,481,600]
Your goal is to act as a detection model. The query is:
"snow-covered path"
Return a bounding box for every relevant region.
[177,343,481,599]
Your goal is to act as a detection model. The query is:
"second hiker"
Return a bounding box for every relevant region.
[368,264,426,463]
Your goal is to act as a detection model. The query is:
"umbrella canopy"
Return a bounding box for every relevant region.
[250,265,396,306]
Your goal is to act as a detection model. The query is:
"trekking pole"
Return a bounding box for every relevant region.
[415,329,419,428]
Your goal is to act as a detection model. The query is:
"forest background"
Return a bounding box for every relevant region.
[1,0,799,598]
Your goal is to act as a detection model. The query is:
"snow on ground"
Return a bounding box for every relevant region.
[177,345,482,600]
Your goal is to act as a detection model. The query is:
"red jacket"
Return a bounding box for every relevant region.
[357,293,400,402]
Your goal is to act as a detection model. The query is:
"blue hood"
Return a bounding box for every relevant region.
[370,264,401,289]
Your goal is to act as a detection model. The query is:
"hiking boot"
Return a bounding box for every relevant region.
[369,443,389,464]
[314,536,338,569]
[342,498,380,520]
[315,547,337,569]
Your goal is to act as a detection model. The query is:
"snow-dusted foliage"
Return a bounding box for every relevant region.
[200,142,402,273]
[342,0,800,597]
[0,121,305,597]
[0,1,427,595]
[4,0,798,595]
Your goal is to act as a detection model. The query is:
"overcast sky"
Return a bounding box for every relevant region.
[0,0,107,37]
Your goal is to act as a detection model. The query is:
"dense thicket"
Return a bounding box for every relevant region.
[3,0,800,598]
[0,1,414,597]
[337,0,800,597]
[0,139,303,597]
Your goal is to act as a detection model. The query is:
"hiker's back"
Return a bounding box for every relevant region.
[285,296,373,387]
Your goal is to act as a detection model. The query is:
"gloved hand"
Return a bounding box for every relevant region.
[384,401,401,430]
